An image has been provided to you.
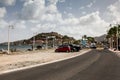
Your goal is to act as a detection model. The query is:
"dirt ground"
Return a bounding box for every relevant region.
[0,49,89,72]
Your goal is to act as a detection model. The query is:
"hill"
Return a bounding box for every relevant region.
[1,32,76,45]
[94,34,107,42]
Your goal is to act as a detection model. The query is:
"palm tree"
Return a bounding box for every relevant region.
[107,27,117,38]
[107,25,120,48]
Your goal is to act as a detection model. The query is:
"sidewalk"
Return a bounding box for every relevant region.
[109,49,120,53]
[109,49,120,58]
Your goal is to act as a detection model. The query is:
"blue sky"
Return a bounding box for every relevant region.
[0,0,120,43]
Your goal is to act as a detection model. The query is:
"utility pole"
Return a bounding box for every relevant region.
[33,32,37,51]
[46,36,49,50]
[8,25,14,54]
[52,36,55,48]
[111,36,113,49]
[109,23,119,51]
[109,24,113,49]
[116,24,119,51]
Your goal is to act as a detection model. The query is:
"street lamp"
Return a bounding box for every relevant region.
[109,24,113,49]
[112,23,119,51]
[116,23,120,51]
[51,36,55,48]
[33,32,37,51]
[116,25,119,51]
[8,25,14,54]
[45,36,49,49]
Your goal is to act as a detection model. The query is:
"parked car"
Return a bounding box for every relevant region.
[103,45,109,50]
[69,44,81,52]
[55,45,71,52]
[90,43,96,49]
[36,45,42,50]
[55,44,81,52]
[68,44,76,52]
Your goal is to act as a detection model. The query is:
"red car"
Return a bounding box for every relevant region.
[55,45,71,52]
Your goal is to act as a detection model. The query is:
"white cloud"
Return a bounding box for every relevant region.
[31,23,56,32]
[93,0,96,4]
[107,0,120,22]
[23,7,108,39]
[42,13,62,22]
[79,11,101,25]
[79,11,108,37]
[15,21,26,29]
[86,0,96,8]
[59,0,65,3]
[0,0,109,42]
[82,11,86,15]
[87,2,93,8]
[9,20,27,29]
[0,0,16,6]
[67,13,74,18]
[47,0,58,5]
[0,19,8,28]
[63,11,67,14]
[20,0,62,22]
[62,17,79,25]
[59,11,108,38]
[41,0,63,22]
[66,7,72,10]
[20,0,45,20]
[46,4,58,13]
[37,11,108,39]
[79,6,85,10]
[0,7,7,29]
[0,7,6,18]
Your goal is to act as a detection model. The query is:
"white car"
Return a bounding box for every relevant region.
[90,43,96,49]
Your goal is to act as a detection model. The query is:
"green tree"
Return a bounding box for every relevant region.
[106,24,120,48]
[107,26,117,38]
[87,37,95,42]
[73,40,81,45]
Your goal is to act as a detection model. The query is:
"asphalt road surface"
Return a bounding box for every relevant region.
[0,49,120,80]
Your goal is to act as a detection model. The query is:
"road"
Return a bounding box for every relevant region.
[0,49,120,80]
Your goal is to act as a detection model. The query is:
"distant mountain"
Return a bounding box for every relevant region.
[94,34,107,42]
